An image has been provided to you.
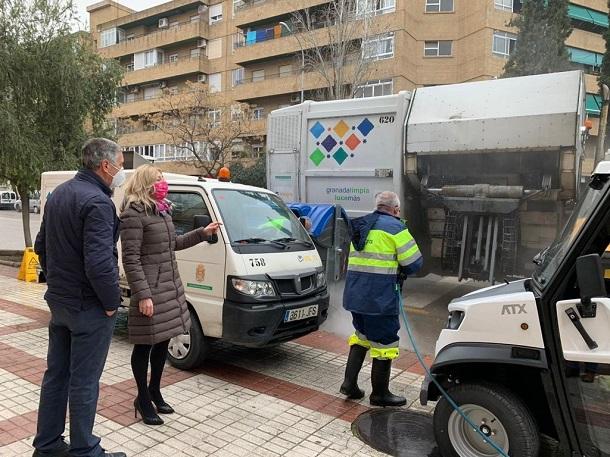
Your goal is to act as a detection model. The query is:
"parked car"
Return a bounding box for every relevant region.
[14,194,41,213]
[0,191,17,210]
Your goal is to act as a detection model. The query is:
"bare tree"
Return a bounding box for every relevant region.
[147,81,260,176]
[290,0,378,100]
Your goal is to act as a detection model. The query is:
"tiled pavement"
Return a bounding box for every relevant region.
[0,265,434,457]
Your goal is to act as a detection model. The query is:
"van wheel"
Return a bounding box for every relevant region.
[433,383,539,457]
[167,311,209,370]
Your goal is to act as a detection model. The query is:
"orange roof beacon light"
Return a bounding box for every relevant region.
[218,166,231,182]
[584,119,593,131]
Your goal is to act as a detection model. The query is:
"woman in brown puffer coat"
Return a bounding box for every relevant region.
[120,164,220,426]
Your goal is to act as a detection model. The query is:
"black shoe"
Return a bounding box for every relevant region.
[32,439,69,457]
[104,453,127,457]
[339,344,368,399]
[369,358,406,407]
[134,397,164,425]
[149,388,175,414]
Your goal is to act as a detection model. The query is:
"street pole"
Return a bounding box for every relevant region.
[595,84,610,167]
[279,21,304,102]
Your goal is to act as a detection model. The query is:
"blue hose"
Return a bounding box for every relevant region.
[397,286,510,457]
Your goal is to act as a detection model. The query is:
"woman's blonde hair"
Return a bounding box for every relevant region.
[121,164,161,212]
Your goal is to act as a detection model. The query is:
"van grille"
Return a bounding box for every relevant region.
[275,274,315,297]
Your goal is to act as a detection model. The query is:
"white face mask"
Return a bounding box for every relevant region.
[108,162,126,189]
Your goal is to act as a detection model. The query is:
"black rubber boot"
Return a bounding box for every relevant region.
[340,344,368,399]
[369,358,406,407]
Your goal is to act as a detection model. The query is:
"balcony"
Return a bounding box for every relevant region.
[232,58,397,100]
[99,20,206,59]
[232,0,329,27]
[98,0,206,29]
[123,55,208,86]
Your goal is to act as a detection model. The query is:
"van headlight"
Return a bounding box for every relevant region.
[316,271,326,288]
[231,278,277,298]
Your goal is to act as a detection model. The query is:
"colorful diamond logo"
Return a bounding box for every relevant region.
[345,134,361,151]
[310,148,325,166]
[357,118,374,136]
[310,121,325,138]
[334,120,350,138]
[333,147,348,165]
[321,135,338,152]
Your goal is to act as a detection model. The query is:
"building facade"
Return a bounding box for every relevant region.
[88,0,608,165]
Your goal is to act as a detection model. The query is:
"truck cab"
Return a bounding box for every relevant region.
[421,163,610,457]
[40,171,329,369]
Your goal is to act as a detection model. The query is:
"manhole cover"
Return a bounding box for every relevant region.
[352,409,440,457]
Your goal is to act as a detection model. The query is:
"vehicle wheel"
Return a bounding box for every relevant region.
[433,383,539,457]
[167,308,209,370]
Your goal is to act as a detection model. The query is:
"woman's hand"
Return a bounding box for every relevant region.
[202,221,222,238]
[139,298,154,317]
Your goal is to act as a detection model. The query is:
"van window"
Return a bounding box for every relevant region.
[168,191,209,235]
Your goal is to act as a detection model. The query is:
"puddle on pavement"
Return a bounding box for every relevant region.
[352,409,440,457]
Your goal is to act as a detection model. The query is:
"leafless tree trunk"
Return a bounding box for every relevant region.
[291,0,376,100]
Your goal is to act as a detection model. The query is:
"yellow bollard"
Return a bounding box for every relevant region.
[17,248,40,283]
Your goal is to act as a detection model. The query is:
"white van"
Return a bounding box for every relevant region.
[0,190,17,210]
[40,171,329,369]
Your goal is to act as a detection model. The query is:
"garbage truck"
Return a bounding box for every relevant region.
[418,161,610,457]
[266,70,588,283]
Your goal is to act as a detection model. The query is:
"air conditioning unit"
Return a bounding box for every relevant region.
[130,86,140,94]
[198,5,208,14]
[197,38,207,48]
[158,17,169,28]
[289,94,301,103]
[160,81,167,88]
[197,74,207,83]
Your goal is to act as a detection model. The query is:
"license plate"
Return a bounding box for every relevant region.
[284,305,318,323]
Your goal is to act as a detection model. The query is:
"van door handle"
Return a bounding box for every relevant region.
[565,307,598,350]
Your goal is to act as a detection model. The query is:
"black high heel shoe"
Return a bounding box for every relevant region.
[134,397,164,425]
[150,395,175,414]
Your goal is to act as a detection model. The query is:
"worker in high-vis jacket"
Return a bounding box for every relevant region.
[340,191,423,406]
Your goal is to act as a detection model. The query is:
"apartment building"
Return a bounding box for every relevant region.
[87,0,609,164]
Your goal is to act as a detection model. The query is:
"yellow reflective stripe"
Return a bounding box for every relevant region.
[398,249,422,267]
[348,332,371,349]
[370,347,400,360]
[349,251,397,261]
[348,264,398,275]
[348,256,398,268]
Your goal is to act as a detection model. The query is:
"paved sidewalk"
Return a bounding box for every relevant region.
[0,266,434,457]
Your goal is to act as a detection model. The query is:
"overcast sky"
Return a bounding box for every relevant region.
[73,0,168,30]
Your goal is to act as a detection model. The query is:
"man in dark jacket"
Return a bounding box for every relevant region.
[340,191,423,407]
[33,138,126,457]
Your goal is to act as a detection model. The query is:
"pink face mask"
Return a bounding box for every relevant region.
[153,180,168,201]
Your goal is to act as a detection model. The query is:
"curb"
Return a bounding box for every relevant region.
[0,260,20,268]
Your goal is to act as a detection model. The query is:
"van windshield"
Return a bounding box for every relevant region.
[213,189,310,245]
[533,176,609,288]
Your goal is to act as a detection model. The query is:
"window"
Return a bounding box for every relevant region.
[208,73,222,92]
[363,32,394,60]
[492,31,517,57]
[207,38,222,59]
[494,0,513,11]
[232,68,245,86]
[100,28,122,48]
[144,49,163,67]
[208,109,221,127]
[233,31,245,50]
[426,0,453,12]
[168,192,210,236]
[252,69,265,82]
[209,4,223,24]
[143,85,160,100]
[355,79,393,98]
[126,92,136,103]
[279,64,293,78]
[169,54,178,63]
[356,0,396,15]
[252,107,265,120]
[424,40,453,57]
[252,145,264,156]
[191,48,201,58]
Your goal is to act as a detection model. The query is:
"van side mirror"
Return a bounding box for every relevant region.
[193,215,218,244]
[576,254,606,318]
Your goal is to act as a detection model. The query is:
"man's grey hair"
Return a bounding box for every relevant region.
[81,138,121,170]
[375,191,400,211]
